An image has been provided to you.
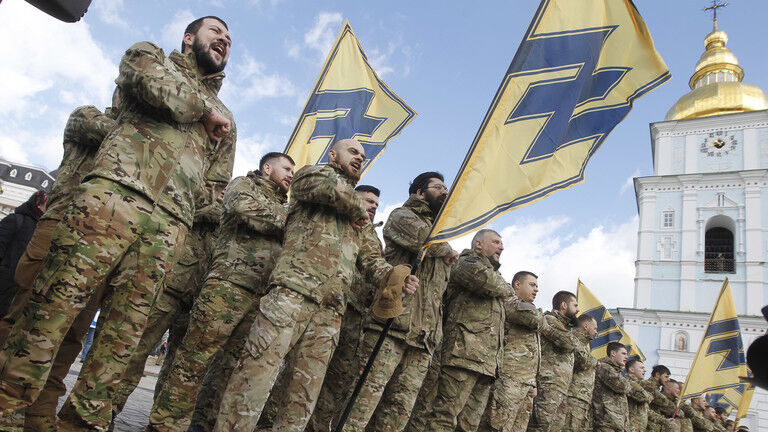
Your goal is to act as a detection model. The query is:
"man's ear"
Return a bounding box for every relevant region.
[182,33,194,53]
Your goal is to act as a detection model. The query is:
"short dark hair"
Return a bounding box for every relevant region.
[606,341,626,356]
[552,291,576,311]
[355,185,380,197]
[182,16,229,51]
[625,358,642,371]
[259,152,294,173]
[512,271,537,286]
[408,171,443,195]
[576,314,596,327]
[714,406,726,415]
[651,365,671,377]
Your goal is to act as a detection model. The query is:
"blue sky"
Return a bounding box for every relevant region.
[1,0,766,308]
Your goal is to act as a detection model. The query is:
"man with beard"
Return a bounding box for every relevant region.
[145,152,293,432]
[213,139,419,432]
[526,291,579,432]
[305,184,385,432]
[478,271,544,432]
[563,314,598,432]
[420,229,512,432]
[592,342,631,432]
[341,171,458,432]
[0,15,235,431]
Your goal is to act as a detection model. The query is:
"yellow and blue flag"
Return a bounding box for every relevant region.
[705,371,754,421]
[284,20,416,174]
[424,0,669,246]
[681,279,748,404]
[577,280,645,361]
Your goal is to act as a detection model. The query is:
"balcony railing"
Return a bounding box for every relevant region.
[704,257,735,273]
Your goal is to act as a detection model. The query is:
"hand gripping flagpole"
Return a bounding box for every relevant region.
[334,249,426,432]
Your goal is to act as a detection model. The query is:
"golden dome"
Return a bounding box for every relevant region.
[665,26,768,121]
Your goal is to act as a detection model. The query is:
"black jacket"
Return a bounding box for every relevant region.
[0,200,42,314]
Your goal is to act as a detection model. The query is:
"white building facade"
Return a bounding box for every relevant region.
[615,24,768,429]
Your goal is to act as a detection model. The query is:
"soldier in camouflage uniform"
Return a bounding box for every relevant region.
[421,229,512,432]
[341,171,458,432]
[684,395,717,432]
[526,291,579,432]
[701,405,727,432]
[649,380,687,432]
[0,102,117,431]
[0,16,235,431]
[478,271,543,432]
[563,314,597,432]
[213,139,419,432]
[146,152,294,432]
[305,185,384,432]
[626,358,664,432]
[592,342,630,432]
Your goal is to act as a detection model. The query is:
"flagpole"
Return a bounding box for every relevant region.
[334,250,426,431]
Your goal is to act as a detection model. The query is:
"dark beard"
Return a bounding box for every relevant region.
[192,39,226,75]
[425,194,444,215]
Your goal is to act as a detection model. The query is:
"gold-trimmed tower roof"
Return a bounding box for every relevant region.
[665,20,768,121]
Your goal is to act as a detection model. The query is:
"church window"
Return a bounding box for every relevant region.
[704,227,734,273]
[662,211,674,228]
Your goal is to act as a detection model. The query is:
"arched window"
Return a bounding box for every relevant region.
[705,227,734,273]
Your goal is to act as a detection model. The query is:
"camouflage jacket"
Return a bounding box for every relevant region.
[681,403,714,432]
[501,298,545,387]
[592,357,631,430]
[538,311,576,392]
[88,43,236,227]
[347,223,384,314]
[627,374,656,432]
[567,328,597,403]
[207,173,287,294]
[367,195,454,353]
[650,392,690,432]
[43,106,117,221]
[441,249,513,377]
[269,164,392,314]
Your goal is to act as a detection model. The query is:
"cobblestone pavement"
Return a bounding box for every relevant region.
[61,357,162,432]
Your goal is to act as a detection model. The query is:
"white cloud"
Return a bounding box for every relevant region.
[160,9,195,53]
[219,55,297,108]
[367,43,396,77]
[304,12,343,61]
[92,0,129,29]
[620,169,641,195]
[0,1,118,170]
[232,133,285,177]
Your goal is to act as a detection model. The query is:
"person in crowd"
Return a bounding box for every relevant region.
[305,184,385,432]
[341,171,457,432]
[563,314,598,431]
[421,229,512,431]
[650,379,687,432]
[0,190,46,316]
[478,271,544,432]
[625,358,664,432]
[592,342,631,432]
[526,290,579,431]
[146,152,293,432]
[0,14,235,430]
[213,139,419,432]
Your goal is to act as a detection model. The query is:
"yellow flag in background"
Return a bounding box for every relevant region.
[424,0,669,246]
[577,280,645,361]
[284,21,416,174]
[681,279,748,405]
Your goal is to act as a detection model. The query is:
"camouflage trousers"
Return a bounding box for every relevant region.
[478,380,534,432]
[111,224,214,418]
[147,277,260,432]
[422,366,493,432]
[562,397,591,432]
[340,332,432,432]
[403,345,442,432]
[526,386,568,432]
[0,178,185,429]
[214,287,341,432]
[305,306,365,432]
